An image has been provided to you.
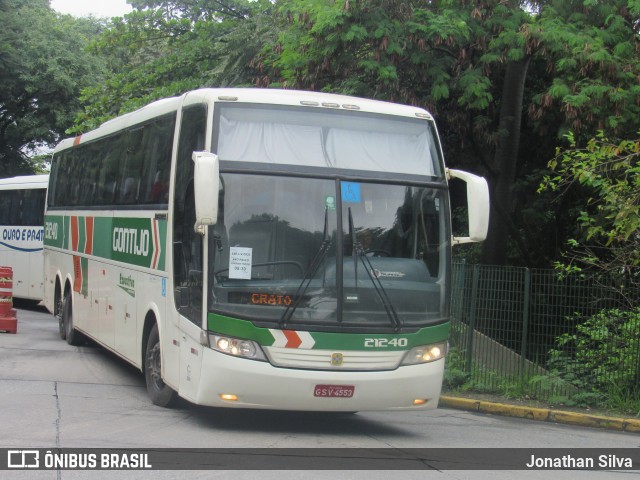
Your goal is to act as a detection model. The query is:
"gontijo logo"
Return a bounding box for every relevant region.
[110,217,164,270]
[112,227,150,256]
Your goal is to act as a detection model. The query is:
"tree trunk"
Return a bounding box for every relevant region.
[481,57,531,266]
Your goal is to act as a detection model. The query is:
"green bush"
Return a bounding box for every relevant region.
[547,308,640,395]
[443,348,471,389]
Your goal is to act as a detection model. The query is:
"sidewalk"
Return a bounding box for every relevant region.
[440,395,640,433]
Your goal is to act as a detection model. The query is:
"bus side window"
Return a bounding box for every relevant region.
[97,135,123,206]
[0,191,9,224]
[118,129,144,205]
[140,115,174,205]
[52,151,69,207]
[78,143,100,207]
[21,188,45,225]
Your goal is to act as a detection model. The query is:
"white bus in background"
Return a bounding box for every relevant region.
[0,174,48,302]
[44,89,489,411]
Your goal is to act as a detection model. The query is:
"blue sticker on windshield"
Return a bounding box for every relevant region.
[341,182,361,203]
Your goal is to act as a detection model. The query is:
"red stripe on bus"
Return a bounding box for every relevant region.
[283,330,302,349]
[85,217,94,255]
[70,216,79,251]
[73,256,82,293]
[152,219,160,269]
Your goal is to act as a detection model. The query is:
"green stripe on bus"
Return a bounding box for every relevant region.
[92,217,112,259]
[208,313,277,346]
[207,313,449,350]
[44,215,66,249]
[306,325,449,350]
[111,217,155,268]
[45,214,166,271]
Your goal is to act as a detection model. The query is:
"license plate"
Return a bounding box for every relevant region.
[314,384,355,398]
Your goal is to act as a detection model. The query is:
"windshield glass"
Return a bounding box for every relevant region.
[208,174,450,330]
[216,104,441,177]
[339,182,447,327]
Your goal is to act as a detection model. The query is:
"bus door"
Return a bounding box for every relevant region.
[173,103,208,401]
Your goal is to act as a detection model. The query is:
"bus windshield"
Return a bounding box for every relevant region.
[208,176,449,331]
[208,104,449,331]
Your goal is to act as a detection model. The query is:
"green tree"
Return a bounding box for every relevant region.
[0,0,106,175]
[74,0,640,268]
[74,0,277,132]
[258,0,640,266]
[541,131,640,284]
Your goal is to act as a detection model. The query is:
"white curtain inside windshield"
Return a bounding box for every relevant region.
[217,107,437,176]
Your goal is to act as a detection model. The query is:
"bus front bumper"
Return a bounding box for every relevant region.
[191,348,445,411]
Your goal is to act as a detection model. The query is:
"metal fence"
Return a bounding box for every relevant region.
[449,263,640,400]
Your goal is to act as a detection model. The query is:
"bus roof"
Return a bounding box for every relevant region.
[0,174,49,190]
[54,88,434,153]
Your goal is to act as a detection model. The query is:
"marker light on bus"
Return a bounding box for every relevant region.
[219,394,239,402]
[208,334,267,361]
[401,342,448,366]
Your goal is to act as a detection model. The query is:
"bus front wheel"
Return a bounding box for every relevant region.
[145,324,178,408]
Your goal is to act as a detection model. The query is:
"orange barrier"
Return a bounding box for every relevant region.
[0,267,12,315]
[0,267,16,334]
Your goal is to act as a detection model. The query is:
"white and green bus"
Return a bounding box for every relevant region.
[44,88,488,411]
[0,174,48,302]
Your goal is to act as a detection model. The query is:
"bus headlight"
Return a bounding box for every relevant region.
[401,341,448,365]
[208,334,267,361]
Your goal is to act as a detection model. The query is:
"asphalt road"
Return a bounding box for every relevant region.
[0,304,638,480]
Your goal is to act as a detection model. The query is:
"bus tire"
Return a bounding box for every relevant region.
[63,291,83,346]
[145,324,178,408]
[56,298,66,340]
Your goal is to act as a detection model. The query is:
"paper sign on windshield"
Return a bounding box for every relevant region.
[229,247,252,279]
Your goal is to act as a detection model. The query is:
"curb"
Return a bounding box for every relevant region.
[440,396,640,433]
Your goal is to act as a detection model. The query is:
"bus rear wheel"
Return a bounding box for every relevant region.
[145,324,178,408]
[63,292,83,346]
[56,297,66,340]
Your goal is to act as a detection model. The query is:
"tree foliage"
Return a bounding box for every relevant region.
[0,0,106,175]
[73,0,277,132]
[529,1,640,137]
[4,0,637,270]
[256,0,640,266]
[541,131,640,279]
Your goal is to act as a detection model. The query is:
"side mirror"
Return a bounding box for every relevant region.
[447,168,490,245]
[192,151,219,233]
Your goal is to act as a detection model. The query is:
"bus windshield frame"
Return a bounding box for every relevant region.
[207,103,450,333]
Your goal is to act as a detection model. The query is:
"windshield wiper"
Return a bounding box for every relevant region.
[279,207,331,328]
[348,207,402,331]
